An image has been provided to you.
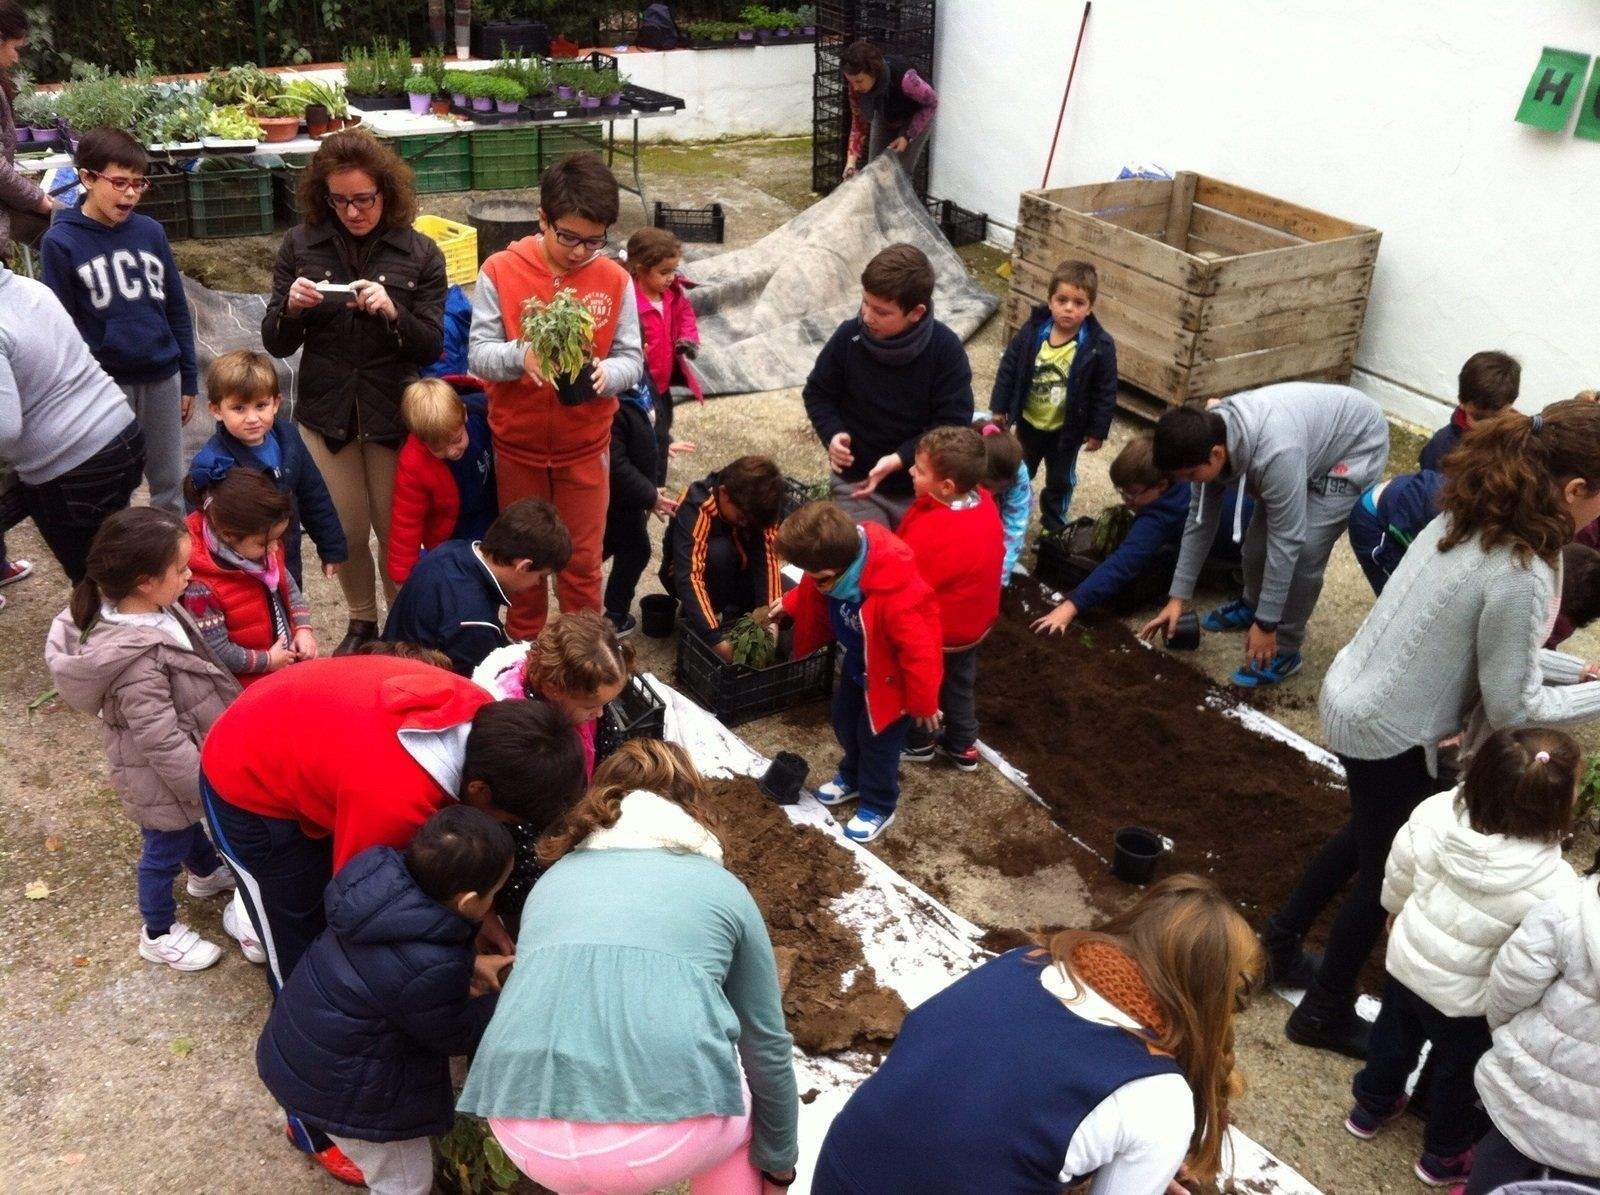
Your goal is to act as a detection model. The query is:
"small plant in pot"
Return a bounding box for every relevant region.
[13,91,60,146]
[726,614,778,669]
[520,287,598,406]
[406,69,434,114]
[590,68,623,106]
[486,74,526,114]
[443,69,474,110]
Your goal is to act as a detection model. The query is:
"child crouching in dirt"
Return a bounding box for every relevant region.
[45,507,253,971]
[769,501,943,843]
[976,420,1030,586]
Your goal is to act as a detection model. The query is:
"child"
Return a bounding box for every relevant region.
[1346,467,1445,596]
[468,153,646,641]
[975,421,1031,587]
[488,607,636,781]
[1144,382,1389,686]
[387,376,497,587]
[897,427,1003,770]
[183,466,317,686]
[44,506,251,970]
[1033,437,1250,635]
[1552,542,1600,647]
[39,127,197,514]
[660,454,786,659]
[990,260,1118,534]
[1344,727,1579,1188]
[257,806,513,1195]
[803,243,974,527]
[1419,351,1520,472]
[187,348,348,588]
[1465,852,1600,1192]
[626,226,702,481]
[772,501,943,842]
[383,497,572,676]
[602,382,676,637]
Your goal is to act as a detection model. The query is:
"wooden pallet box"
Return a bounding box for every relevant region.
[1004,172,1380,412]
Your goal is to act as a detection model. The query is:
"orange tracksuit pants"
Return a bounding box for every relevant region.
[495,450,609,641]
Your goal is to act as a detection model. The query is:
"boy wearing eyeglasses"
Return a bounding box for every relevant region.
[468,153,646,641]
[40,127,197,513]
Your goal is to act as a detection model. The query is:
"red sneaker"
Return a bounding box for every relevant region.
[0,559,31,587]
[284,1123,365,1187]
[937,742,981,772]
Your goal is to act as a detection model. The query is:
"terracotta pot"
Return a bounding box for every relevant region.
[431,97,451,115]
[258,115,301,143]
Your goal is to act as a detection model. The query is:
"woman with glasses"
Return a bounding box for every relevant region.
[0,0,61,255]
[262,129,446,655]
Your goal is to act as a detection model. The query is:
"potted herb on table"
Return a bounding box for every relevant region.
[407,71,434,115]
[462,74,495,114]
[487,75,526,115]
[520,288,598,406]
[13,91,59,147]
[443,69,473,111]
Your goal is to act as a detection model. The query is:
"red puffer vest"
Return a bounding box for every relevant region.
[184,510,294,686]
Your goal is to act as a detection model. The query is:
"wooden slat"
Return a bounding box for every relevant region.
[1019,192,1213,293]
[1194,175,1368,242]
[1201,265,1375,328]
[1010,247,1204,335]
[1209,230,1381,292]
[1163,171,1199,250]
[1036,177,1172,214]
[1184,235,1236,259]
[1187,204,1302,254]
[1097,202,1170,237]
[1196,298,1367,361]
[1115,339,1189,402]
[1186,334,1360,397]
[1116,386,1176,421]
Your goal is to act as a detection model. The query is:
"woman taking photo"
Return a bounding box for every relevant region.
[0,1,58,256]
[459,740,799,1194]
[1269,399,1600,1059]
[840,39,938,181]
[815,875,1262,1194]
[261,130,446,655]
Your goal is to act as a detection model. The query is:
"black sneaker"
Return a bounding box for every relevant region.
[937,742,981,772]
[1285,988,1371,1060]
[606,610,637,638]
[901,743,936,764]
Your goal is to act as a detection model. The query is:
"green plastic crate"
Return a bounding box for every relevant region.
[272,153,313,227]
[387,133,472,194]
[537,124,604,172]
[186,159,273,240]
[470,127,540,191]
[141,165,190,241]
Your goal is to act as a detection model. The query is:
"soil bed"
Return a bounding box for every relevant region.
[702,777,908,1054]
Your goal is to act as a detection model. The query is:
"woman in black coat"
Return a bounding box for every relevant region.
[262,130,446,654]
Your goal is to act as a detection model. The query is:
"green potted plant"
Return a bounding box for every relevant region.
[377,38,415,103]
[203,102,263,150]
[520,287,597,406]
[461,73,496,113]
[432,1115,520,1195]
[591,67,623,106]
[486,74,526,115]
[343,46,378,102]
[13,90,60,146]
[55,64,143,144]
[257,92,305,143]
[407,68,435,115]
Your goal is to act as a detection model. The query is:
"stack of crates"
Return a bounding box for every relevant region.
[385,132,473,194]
[141,163,190,241]
[537,123,604,171]
[470,126,541,191]
[272,153,313,227]
[813,0,934,198]
[187,157,274,240]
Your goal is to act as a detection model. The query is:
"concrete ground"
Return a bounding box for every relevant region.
[4,137,1596,1194]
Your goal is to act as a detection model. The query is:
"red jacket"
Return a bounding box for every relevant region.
[634,276,703,401]
[388,435,458,585]
[897,490,1005,649]
[200,656,494,869]
[183,510,296,688]
[784,522,944,733]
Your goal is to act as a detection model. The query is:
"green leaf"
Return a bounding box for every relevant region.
[170,1036,197,1057]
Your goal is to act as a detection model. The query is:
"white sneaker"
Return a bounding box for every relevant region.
[139,921,223,971]
[185,866,236,898]
[223,899,267,965]
[816,775,859,807]
[843,809,896,843]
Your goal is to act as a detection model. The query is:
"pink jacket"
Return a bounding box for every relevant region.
[490,656,598,780]
[634,276,703,401]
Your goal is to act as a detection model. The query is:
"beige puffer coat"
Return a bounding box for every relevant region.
[45,607,241,831]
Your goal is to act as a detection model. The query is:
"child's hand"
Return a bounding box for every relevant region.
[667,439,697,457]
[1084,437,1104,452]
[713,639,736,663]
[181,394,196,424]
[322,561,341,578]
[914,711,943,734]
[521,346,548,387]
[843,160,860,180]
[888,136,909,154]
[477,911,515,954]
[653,490,679,520]
[675,338,699,360]
[1032,600,1078,636]
[266,636,296,671]
[470,953,515,995]
[591,361,613,396]
[851,453,902,497]
[762,599,787,626]
[1583,660,1600,681]
[1140,598,1186,643]
[292,627,319,661]
[828,432,854,471]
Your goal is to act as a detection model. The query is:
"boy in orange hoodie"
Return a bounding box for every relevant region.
[896,425,1003,771]
[467,154,646,640]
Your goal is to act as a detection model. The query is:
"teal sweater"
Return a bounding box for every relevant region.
[457,802,799,1172]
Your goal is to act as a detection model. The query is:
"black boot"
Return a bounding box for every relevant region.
[1285,981,1371,1060]
[1261,915,1320,991]
[333,619,378,656]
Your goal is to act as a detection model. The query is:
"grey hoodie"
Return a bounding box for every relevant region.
[0,264,135,485]
[1168,382,1389,623]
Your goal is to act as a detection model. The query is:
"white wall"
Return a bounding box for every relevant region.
[620,44,813,142]
[930,0,1600,426]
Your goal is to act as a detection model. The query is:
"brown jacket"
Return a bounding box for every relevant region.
[46,607,241,831]
[0,77,49,257]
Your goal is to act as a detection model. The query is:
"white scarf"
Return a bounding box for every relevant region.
[579,790,724,864]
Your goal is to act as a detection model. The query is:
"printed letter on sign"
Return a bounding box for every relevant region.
[1515,46,1591,130]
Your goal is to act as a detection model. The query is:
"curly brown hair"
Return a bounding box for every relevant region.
[1438,398,1600,565]
[522,609,636,700]
[296,128,417,230]
[536,739,720,864]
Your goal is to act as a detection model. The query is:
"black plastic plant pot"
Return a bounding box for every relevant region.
[1112,827,1168,885]
[640,594,679,638]
[554,361,597,406]
[1164,611,1201,651]
[758,751,809,806]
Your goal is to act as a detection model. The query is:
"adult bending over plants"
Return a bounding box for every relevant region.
[262,130,447,656]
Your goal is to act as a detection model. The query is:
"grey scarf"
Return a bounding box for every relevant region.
[858,303,936,366]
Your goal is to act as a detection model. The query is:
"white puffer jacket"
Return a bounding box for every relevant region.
[1474,876,1600,1179]
[1382,790,1577,1017]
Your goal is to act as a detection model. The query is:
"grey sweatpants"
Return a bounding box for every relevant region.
[830,472,914,529]
[326,1134,433,1195]
[118,377,184,512]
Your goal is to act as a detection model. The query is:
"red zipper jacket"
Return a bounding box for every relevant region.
[183,509,297,688]
[896,489,1005,649]
[783,522,944,733]
[634,275,703,400]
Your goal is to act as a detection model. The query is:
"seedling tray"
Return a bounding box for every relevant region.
[675,629,835,727]
[594,674,666,761]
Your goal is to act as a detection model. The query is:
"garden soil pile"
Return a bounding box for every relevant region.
[702,777,907,1055]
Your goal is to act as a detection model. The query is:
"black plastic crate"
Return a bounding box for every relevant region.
[141,165,189,241]
[675,630,836,727]
[924,196,987,246]
[653,201,724,244]
[471,18,551,59]
[1033,518,1098,595]
[780,475,830,518]
[620,82,683,113]
[593,675,666,761]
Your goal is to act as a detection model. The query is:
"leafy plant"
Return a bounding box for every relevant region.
[1091,504,1135,556]
[284,76,348,118]
[419,44,448,93]
[432,1115,520,1195]
[687,19,743,41]
[205,103,264,140]
[739,4,785,29]
[12,88,59,129]
[520,287,596,383]
[373,37,413,94]
[588,67,621,97]
[457,73,497,101]
[552,63,598,95]
[483,75,527,104]
[135,81,212,145]
[442,70,476,98]
[496,46,549,96]
[202,63,281,110]
[726,613,778,669]
[55,63,143,132]
[342,46,377,94]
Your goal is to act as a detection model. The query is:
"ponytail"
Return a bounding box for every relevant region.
[1461,726,1581,841]
[1439,399,1600,564]
[72,507,188,631]
[70,578,105,633]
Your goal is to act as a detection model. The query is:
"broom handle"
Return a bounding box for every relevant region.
[1041,1,1094,190]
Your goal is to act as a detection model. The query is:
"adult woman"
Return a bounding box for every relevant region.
[1270,400,1600,1058]
[0,1,57,256]
[840,39,938,181]
[261,130,446,654]
[815,875,1262,1194]
[459,740,799,1194]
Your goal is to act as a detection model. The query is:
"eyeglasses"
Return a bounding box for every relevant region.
[86,172,150,194]
[327,191,381,212]
[550,225,609,252]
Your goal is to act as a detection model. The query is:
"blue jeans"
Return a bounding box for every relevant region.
[1016,420,1082,533]
[138,822,223,937]
[832,675,910,819]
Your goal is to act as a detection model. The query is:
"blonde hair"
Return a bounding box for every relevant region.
[401,378,467,451]
[523,609,636,701]
[206,349,280,406]
[537,739,717,864]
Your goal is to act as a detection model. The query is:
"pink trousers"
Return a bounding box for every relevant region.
[489,1107,761,1195]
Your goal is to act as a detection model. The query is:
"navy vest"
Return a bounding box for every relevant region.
[814,949,1183,1194]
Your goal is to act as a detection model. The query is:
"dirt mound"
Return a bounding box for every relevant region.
[703,777,908,1054]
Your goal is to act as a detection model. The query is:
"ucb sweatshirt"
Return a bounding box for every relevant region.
[40,204,198,394]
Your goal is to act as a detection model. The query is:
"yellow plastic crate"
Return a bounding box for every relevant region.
[415,214,478,287]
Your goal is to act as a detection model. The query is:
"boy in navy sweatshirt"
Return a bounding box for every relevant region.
[1418,352,1519,472]
[1346,468,1445,596]
[40,128,197,513]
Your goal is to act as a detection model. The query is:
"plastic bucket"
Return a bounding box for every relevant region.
[1112,827,1169,885]
[467,197,540,264]
[1164,612,1201,651]
[758,751,809,806]
[640,594,678,638]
